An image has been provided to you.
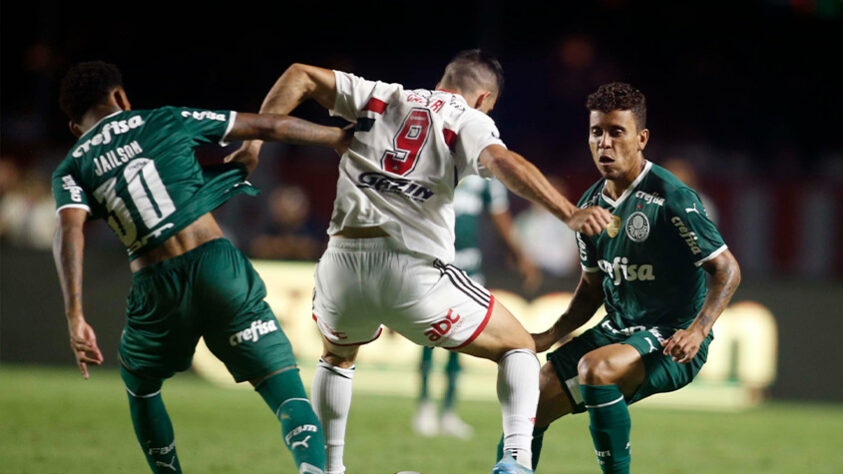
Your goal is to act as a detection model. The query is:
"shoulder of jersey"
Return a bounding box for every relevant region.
[647,163,697,199]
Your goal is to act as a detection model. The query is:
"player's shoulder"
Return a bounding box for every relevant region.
[645,162,703,207]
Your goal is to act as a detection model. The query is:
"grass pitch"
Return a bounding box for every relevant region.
[1,365,841,473]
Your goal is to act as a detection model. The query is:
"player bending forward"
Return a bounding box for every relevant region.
[517,83,742,474]
[52,61,350,474]
[232,50,612,474]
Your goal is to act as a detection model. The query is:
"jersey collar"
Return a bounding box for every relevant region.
[79,110,123,139]
[600,160,652,208]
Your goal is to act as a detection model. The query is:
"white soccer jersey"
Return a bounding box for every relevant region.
[327,70,506,263]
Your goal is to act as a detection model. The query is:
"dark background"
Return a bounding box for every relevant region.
[2,1,842,400]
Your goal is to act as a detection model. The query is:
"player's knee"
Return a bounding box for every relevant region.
[577,353,618,385]
[321,349,357,368]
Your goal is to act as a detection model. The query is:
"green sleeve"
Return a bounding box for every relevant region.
[164,107,237,147]
[51,159,92,216]
[666,189,727,267]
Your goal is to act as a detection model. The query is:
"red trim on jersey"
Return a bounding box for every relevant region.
[312,314,384,346]
[363,98,388,114]
[435,88,456,94]
[444,294,495,350]
[442,128,458,152]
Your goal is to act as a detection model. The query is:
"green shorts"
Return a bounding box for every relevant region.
[547,317,712,414]
[119,238,296,382]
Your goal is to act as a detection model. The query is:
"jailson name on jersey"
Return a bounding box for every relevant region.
[598,256,655,286]
[91,141,145,176]
[72,116,145,158]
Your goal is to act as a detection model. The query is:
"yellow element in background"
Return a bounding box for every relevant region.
[193,261,778,410]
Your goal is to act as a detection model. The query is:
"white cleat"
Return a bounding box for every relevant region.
[412,400,439,436]
[439,410,473,439]
[299,462,324,474]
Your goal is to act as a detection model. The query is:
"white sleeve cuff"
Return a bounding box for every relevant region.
[219,111,238,147]
[581,264,601,273]
[56,203,92,216]
[694,244,728,267]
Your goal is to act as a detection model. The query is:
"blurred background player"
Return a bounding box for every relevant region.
[413,175,540,439]
[518,83,742,473]
[51,61,349,474]
[234,50,612,474]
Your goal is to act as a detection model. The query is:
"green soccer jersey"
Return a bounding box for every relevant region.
[576,161,727,330]
[453,175,508,276]
[52,107,257,260]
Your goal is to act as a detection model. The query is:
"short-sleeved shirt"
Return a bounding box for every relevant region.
[327,71,506,263]
[576,161,727,329]
[453,175,509,275]
[52,107,256,260]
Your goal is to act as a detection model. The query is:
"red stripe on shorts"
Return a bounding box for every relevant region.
[444,294,495,350]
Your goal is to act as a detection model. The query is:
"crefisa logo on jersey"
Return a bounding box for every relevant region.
[598,256,655,286]
[229,320,279,346]
[72,115,145,158]
[625,212,650,242]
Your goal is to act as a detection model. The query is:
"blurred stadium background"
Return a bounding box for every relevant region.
[2,1,842,473]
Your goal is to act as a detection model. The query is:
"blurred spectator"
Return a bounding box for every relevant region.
[513,176,579,278]
[0,164,56,250]
[662,157,719,223]
[248,185,324,260]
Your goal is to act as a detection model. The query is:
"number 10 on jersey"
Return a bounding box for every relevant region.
[381,108,432,176]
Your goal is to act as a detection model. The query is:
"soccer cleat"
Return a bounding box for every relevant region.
[492,452,534,474]
[299,463,324,474]
[412,400,439,436]
[440,410,473,439]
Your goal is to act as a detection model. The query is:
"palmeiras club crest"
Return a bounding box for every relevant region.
[625,212,650,242]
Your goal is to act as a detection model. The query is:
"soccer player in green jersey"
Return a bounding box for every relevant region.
[51,61,348,474]
[518,83,742,473]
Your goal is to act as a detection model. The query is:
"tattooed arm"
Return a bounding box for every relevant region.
[532,270,605,352]
[663,249,742,363]
[53,207,103,379]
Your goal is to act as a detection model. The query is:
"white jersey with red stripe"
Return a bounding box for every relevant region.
[328,70,506,263]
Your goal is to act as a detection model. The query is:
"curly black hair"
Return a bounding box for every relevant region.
[586,82,647,130]
[59,61,123,123]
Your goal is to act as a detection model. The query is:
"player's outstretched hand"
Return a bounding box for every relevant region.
[566,206,613,236]
[662,326,706,364]
[68,316,104,379]
[334,123,355,157]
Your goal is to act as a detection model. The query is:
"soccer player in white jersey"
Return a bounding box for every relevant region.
[231,50,613,473]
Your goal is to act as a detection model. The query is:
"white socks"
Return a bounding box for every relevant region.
[311,359,355,474]
[497,348,540,469]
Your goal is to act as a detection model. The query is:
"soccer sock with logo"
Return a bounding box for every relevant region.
[496,424,547,469]
[311,359,355,474]
[419,346,433,401]
[497,348,540,469]
[580,384,631,474]
[443,350,460,410]
[255,368,326,473]
[120,365,182,474]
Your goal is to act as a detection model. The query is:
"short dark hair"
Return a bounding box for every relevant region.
[59,61,123,123]
[586,82,647,129]
[440,49,504,96]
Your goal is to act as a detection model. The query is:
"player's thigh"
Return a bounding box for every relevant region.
[623,329,713,405]
[120,262,202,379]
[578,343,647,396]
[455,297,534,362]
[196,241,297,383]
[536,361,574,427]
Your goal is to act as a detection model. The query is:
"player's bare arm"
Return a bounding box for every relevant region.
[663,249,741,363]
[261,63,338,115]
[52,207,104,379]
[532,271,605,352]
[479,144,612,236]
[223,113,347,173]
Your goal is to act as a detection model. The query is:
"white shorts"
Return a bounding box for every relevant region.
[312,237,495,349]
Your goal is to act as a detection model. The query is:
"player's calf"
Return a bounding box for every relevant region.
[254,367,327,474]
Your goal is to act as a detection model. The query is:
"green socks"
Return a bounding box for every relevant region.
[256,368,327,473]
[121,366,182,473]
[581,384,631,474]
